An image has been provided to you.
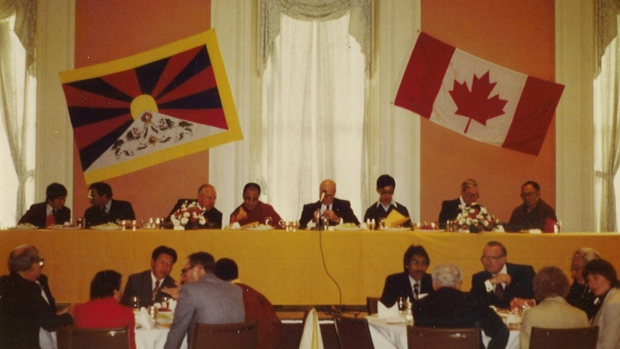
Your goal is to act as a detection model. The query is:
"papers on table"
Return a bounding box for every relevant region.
[384,210,409,228]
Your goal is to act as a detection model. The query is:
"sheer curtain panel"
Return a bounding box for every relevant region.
[260,12,367,221]
[594,0,620,231]
[0,0,36,227]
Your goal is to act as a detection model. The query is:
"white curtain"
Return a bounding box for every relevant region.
[594,0,620,232]
[0,0,36,227]
[260,13,367,221]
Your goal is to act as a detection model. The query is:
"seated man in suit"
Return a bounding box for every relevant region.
[215,258,281,349]
[18,182,71,228]
[163,251,244,349]
[380,245,434,307]
[229,182,283,228]
[363,174,411,228]
[84,182,135,227]
[507,180,558,232]
[120,245,177,308]
[167,184,222,229]
[414,263,509,349]
[438,178,480,228]
[299,179,360,229]
[470,241,536,309]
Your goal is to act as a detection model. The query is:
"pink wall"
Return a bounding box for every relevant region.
[72,1,557,225]
[73,0,212,221]
[420,0,556,223]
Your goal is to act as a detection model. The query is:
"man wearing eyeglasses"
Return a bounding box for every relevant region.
[84,182,135,228]
[507,180,557,232]
[438,178,481,228]
[0,244,72,349]
[299,179,360,229]
[363,174,411,228]
[120,246,178,309]
[470,241,535,309]
[167,184,222,229]
[229,182,283,228]
[380,245,435,307]
[164,252,244,349]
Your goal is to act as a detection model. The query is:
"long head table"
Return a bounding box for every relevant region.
[0,229,618,305]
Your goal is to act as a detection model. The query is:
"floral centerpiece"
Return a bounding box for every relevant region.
[170,201,206,230]
[455,203,499,233]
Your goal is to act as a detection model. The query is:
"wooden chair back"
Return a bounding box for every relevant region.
[366,297,380,315]
[190,320,258,349]
[333,313,375,349]
[407,326,480,349]
[529,326,598,349]
[57,326,130,349]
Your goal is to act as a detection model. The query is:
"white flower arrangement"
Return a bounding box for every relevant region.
[456,203,498,233]
[170,201,206,230]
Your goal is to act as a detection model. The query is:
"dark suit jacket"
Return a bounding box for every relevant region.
[470,262,535,309]
[0,273,72,349]
[167,199,223,229]
[438,198,461,227]
[84,199,135,227]
[299,198,360,228]
[414,287,509,349]
[363,202,412,227]
[18,202,71,228]
[120,270,176,308]
[380,271,434,307]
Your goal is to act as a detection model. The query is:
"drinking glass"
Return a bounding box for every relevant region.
[131,296,140,309]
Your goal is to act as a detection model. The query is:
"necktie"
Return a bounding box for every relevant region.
[413,283,420,300]
[494,283,504,300]
[152,280,160,301]
[45,210,56,227]
[101,206,108,218]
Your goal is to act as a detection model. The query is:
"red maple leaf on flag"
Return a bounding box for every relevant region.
[449,71,508,133]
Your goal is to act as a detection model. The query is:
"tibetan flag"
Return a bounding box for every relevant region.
[395,32,564,156]
[59,29,243,183]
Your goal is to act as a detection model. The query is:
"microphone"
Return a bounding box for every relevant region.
[319,190,326,202]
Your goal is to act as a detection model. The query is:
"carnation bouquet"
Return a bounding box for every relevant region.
[170,201,206,230]
[455,203,499,233]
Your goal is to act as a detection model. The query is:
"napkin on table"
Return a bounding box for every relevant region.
[135,307,155,329]
[377,300,400,319]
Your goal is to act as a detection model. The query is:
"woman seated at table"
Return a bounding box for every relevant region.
[73,270,136,349]
[584,259,620,349]
[520,266,588,349]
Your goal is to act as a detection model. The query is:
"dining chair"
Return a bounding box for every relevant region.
[190,320,258,349]
[366,297,380,315]
[529,326,598,349]
[406,326,480,349]
[56,326,130,349]
[333,313,375,349]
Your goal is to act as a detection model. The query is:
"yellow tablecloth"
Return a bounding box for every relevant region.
[0,229,618,305]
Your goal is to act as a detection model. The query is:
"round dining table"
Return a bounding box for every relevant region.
[365,314,520,349]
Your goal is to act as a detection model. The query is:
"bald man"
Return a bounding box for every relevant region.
[299,179,360,229]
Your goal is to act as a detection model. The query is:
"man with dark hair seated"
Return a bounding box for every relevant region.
[19,182,71,228]
[380,245,434,307]
[73,270,136,349]
[215,258,281,349]
[363,174,411,228]
[121,246,178,308]
[84,182,135,227]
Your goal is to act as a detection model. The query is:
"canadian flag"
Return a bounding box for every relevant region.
[395,32,564,156]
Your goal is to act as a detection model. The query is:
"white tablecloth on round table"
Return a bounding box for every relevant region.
[135,326,187,349]
[366,315,519,349]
